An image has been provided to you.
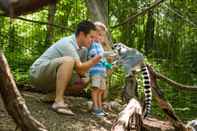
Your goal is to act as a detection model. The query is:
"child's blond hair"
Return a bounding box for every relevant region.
[94,21,107,32]
[94,21,112,51]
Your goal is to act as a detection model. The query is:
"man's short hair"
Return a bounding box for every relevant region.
[75,20,96,36]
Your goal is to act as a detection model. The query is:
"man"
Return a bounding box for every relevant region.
[29,20,101,115]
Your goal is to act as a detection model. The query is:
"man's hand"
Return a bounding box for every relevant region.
[75,55,101,75]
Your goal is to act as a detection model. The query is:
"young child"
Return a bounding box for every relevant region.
[88,22,112,117]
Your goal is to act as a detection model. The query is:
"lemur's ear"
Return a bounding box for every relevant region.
[112,43,118,49]
[112,44,117,49]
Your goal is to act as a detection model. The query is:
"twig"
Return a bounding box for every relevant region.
[111,0,165,28]
[148,65,197,92]
[0,13,74,32]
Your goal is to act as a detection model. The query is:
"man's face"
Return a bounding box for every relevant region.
[81,30,96,48]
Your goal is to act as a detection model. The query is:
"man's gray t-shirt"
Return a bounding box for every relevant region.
[30,34,88,79]
[31,34,80,67]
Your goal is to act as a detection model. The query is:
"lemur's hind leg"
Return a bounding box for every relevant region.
[122,72,138,103]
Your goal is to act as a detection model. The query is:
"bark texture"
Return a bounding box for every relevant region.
[0,0,58,17]
[0,51,47,131]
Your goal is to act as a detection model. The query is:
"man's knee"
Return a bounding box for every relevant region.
[55,56,75,76]
[61,56,75,64]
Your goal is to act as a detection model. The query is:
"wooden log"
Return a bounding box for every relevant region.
[0,0,58,17]
[0,51,47,131]
[143,117,175,131]
[111,98,178,131]
[111,98,143,131]
[111,98,190,131]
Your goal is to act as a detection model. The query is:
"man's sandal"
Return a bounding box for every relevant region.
[51,105,75,116]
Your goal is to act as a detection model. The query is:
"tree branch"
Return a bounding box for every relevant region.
[147,65,188,131]
[147,65,197,92]
[111,0,165,28]
[0,13,74,32]
[0,0,58,17]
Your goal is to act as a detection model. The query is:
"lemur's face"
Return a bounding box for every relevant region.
[112,43,127,55]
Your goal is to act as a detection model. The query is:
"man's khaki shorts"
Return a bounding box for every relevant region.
[30,58,79,93]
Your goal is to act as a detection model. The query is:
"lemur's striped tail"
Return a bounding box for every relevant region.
[141,65,152,118]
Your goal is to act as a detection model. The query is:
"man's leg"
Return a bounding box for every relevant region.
[52,56,75,115]
[55,56,74,104]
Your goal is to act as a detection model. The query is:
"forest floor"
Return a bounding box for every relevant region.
[0,91,122,131]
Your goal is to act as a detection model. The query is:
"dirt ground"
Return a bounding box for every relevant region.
[0,91,121,131]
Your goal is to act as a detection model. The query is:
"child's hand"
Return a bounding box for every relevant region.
[107,55,113,63]
[107,69,112,76]
[102,51,116,58]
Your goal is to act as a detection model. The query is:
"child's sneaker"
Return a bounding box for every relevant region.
[102,110,109,116]
[92,108,105,117]
[98,107,108,116]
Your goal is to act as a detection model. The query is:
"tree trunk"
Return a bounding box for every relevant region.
[144,10,155,56]
[85,0,108,26]
[85,0,113,45]
[0,0,58,17]
[45,3,56,45]
[0,51,47,131]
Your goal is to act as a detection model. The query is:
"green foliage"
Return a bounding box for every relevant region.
[149,59,197,121]
[108,66,126,101]
[0,0,196,121]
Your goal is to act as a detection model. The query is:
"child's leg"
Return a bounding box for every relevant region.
[99,77,107,110]
[98,89,104,109]
[91,88,99,109]
[98,89,108,115]
[91,88,105,116]
[90,76,106,116]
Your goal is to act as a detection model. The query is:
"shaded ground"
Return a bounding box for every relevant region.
[0,91,120,131]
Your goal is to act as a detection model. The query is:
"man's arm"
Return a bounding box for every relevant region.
[75,55,101,76]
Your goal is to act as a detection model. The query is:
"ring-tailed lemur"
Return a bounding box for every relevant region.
[186,120,197,131]
[112,42,152,118]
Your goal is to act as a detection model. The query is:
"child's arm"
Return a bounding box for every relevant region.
[101,60,113,69]
[102,51,116,58]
